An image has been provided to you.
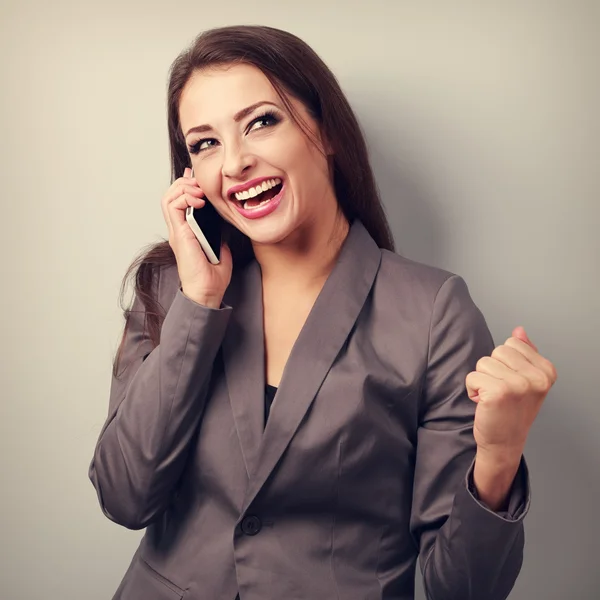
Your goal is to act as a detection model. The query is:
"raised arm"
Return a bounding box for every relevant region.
[410,275,530,600]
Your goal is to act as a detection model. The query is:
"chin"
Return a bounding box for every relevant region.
[241,219,295,246]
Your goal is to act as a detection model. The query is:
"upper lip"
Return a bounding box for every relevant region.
[226,177,281,200]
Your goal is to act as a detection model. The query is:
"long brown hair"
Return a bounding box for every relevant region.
[114,25,395,376]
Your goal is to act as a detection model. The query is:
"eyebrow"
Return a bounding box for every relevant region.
[184,101,280,137]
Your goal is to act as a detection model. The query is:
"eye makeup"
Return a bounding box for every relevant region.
[187,109,282,155]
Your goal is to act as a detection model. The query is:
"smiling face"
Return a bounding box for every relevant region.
[178,63,341,247]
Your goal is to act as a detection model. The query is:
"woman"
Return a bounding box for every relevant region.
[89,25,557,600]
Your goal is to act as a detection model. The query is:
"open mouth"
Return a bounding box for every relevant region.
[230,178,283,210]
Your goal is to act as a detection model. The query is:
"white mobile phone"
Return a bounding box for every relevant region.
[185,168,222,264]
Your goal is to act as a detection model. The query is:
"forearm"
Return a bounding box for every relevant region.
[473,448,523,512]
[422,456,529,600]
[89,290,231,529]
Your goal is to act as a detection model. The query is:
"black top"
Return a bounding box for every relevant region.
[264,383,278,426]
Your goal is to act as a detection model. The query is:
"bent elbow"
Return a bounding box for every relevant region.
[103,506,153,531]
[95,491,163,531]
[88,464,164,531]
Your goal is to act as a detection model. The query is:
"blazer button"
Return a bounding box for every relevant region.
[240,515,262,536]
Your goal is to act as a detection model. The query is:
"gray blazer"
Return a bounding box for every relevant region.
[89,219,530,600]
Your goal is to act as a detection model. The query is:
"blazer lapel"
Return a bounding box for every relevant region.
[227,219,383,515]
[222,259,266,481]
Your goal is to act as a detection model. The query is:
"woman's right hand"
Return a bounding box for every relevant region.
[161,167,233,308]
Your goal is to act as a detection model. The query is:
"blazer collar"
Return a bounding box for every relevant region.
[221,219,382,515]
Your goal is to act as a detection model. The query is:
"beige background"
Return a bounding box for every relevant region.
[1,1,598,598]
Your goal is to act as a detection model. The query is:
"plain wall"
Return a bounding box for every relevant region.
[1,1,598,598]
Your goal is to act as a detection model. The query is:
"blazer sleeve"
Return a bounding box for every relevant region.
[409,274,531,600]
[88,267,232,530]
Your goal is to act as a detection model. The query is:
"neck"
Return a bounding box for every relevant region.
[253,210,351,294]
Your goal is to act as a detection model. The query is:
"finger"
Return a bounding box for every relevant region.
[475,353,548,400]
[167,193,206,228]
[165,184,204,202]
[504,337,557,384]
[477,353,539,388]
[466,369,528,404]
[218,241,233,272]
[180,175,200,187]
[161,184,204,230]
[168,192,206,213]
[512,326,538,352]
[491,344,535,374]
[490,345,552,393]
[474,354,536,394]
[183,167,191,178]
[474,355,518,384]
[465,371,505,403]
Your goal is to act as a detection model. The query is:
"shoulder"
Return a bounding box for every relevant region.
[373,249,486,326]
[376,249,459,300]
[374,249,491,343]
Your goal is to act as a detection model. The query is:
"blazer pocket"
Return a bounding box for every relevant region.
[115,557,186,600]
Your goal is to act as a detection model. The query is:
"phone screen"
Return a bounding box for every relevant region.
[191,200,222,261]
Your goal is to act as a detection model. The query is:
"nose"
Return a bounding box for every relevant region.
[221,141,256,181]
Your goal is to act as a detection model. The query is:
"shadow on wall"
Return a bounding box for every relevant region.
[360,118,598,597]
[367,140,446,268]
[517,397,599,599]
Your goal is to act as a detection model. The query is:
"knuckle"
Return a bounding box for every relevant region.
[491,346,505,361]
[465,371,477,386]
[546,360,558,383]
[499,380,512,397]
[515,376,530,395]
[476,356,491,371]
[543,373,553,390]
[536,372,552,391]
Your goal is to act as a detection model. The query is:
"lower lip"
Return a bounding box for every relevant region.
[231,183,285,220]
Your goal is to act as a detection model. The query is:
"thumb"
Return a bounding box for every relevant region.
[512,326,538,352]
[219,241,233,271]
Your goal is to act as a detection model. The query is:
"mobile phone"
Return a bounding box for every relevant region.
[185,168,222,264]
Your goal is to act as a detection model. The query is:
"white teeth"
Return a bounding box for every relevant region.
[234,178,281,202]
[243,196,272,210]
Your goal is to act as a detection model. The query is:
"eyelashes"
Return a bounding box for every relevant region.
[187,110,281,155]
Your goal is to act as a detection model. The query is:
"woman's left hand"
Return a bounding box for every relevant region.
[466,326,558,457]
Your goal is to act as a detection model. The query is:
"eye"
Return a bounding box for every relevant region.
[187,110,280,154]
[188,138,218,155]
[247,110,280,133]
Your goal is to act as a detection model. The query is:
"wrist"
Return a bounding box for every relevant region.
[476,444,524,469]
[181,287,223,309]
[473,447,523,512]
